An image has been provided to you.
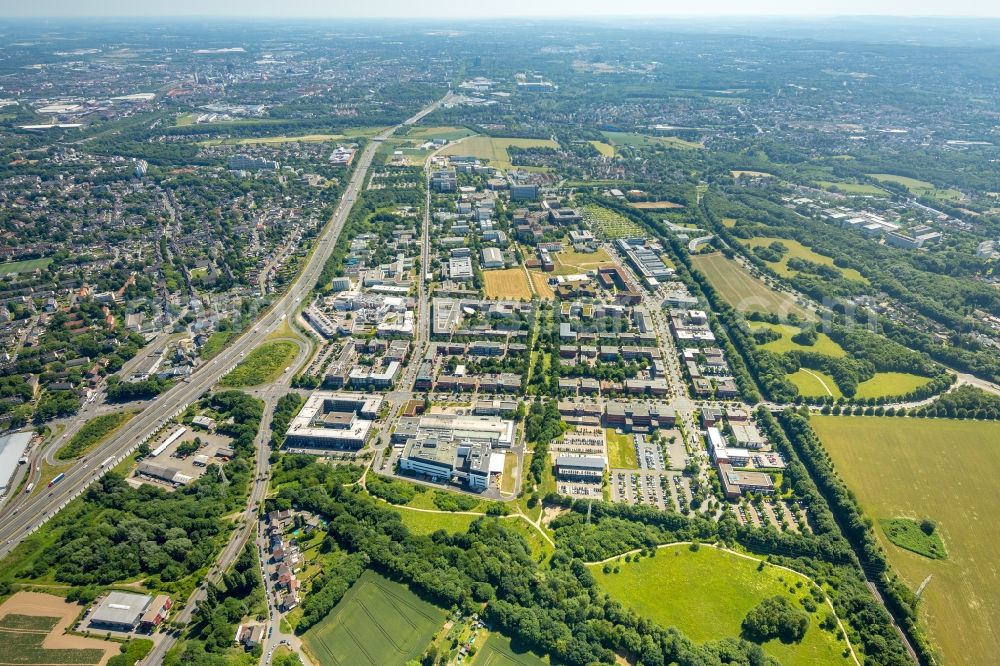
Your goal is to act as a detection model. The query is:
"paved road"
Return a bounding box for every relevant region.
[0,91,452,571]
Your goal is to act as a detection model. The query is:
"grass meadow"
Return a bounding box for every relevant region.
[590,545,852,666]
[852,372,931,399]
[812,416,1000,666]
[472,631,548,666]
[483,268,534,300]
[748,321,847,357]
[606,429,638,469]
[302,570,446,666]
[787,369,843,399]
[219,340,298,387]
[744,237,868,284]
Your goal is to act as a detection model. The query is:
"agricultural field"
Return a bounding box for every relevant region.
[582,205,645,239]
[601,131,702,150]
[406,125,476,141]
[471,631,548,666]
[0,592,117,665]
[606,429,638,469]
[55,411,137,461]
[302,570,446,666]
[551,247,615,275]
[219,340,298,387]
[731,170,773,178]
[590,545,852,666]
[529,272,556,300]
[744,237,868,284]
[0,257,53,276]
[867,174,964,201]
[814,180,887,196]
[852,372,931,399]
[690,253,815,320]
[811,417,1000,666]
[483,268,534,300]
[588,140,616,157]
[787,369,843,399]
[439,136,559,170]
[629,200,685,209]
[748,322,847,357]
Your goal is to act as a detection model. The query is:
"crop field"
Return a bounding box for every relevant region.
[406,125,476,141]
[748,322,846,357]
[590,545,852,666]
[525,272,554,300]
[867,174,964,201]
[219,340,298,387]
[811,417,1000,666]
[787,369,843,399]
[0,257,53,276]
[483,268,534,300]
[601,131,702,150]
[302,570,446,666]
[814,180,887,196]
[852,372,931,398]
[690,253,815,320]
[630,200,685,209]
[0,592,116,665]
[582,205,644,239]
[439,136,558,170]
[551,247,615,275]
[472,632,548,666]
[55,411,137,461]
[744,237,868,284]
[589,140,616,157]
[606,429,638,469]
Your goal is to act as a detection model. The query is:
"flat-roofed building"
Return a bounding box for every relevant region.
[90,592,153,632]
[399,437,491,491]
[718,463,774,500]
[555,454,605,480]
[284,392,383,450]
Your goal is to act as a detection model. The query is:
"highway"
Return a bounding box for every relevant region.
[0,91,454,565]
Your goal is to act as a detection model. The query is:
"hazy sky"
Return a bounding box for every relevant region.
[3,0,999,18]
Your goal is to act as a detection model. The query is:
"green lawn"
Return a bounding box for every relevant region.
[866,174,964,201]
[744,237,868,284]
[219,340,298,387]
[590,545,851,666]
[0,257,52,276]
[812,417,1000,666]
[302,570,446,666]
[606,429,638,469]
[55,411,136,461]
[879,518,946,560]
[853,372,931,399]
[787,369,843,399]
[471,631,548,666]
[690,253,815,320]
[748,322,846,357]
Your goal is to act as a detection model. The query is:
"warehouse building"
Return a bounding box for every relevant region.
[89,591,171,633]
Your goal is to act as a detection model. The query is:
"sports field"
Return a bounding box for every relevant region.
[811,417,1000,666]
[483,268,534,300]
[744,237,868,284]
[219,340,298,387]
[302,570,446,666]
[787,369,843,399]
[690,253,814,320]
[439,136,559,170]
[590,545,852,666]
[472,632,548,666]
[748,322,846,357]
[0,592,116,665]
[606,429,637,469]
[0,257,53,276]
[852,372,931,399]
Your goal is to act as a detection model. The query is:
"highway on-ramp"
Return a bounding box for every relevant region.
[0,92,453,568]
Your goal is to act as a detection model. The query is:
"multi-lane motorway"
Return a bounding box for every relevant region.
[0,92,453,566]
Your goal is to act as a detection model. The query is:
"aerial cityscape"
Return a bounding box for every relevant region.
[0,7,997,666]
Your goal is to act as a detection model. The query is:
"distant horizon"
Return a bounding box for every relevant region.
[3,0,1000,20]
